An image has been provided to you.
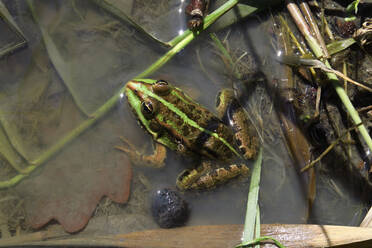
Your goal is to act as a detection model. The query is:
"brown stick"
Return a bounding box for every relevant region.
[1,224,372,248]
[357,105,372,113]
[298,0,329,58]
[276,19,315,220]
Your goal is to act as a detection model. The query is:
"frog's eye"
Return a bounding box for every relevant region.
[152,80,171,95]
[141,100,157,119]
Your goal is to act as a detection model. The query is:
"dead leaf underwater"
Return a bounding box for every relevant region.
[15,115,133,233]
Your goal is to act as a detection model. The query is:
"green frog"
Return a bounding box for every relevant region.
[117,79,259,190]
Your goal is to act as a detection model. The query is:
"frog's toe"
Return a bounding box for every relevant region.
[188,17,203,29]
[115,145,141,162]
[118,136,137,150]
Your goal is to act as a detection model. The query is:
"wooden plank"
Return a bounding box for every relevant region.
[360,207,372,227]
[1,224,372,247]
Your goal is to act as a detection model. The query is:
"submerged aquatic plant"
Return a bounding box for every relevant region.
[1,0,270,187]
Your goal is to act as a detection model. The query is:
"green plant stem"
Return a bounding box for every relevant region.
[235,236,286,248]
[136,0,240,78]
[298,0,329,57]
[0,0,241,189]
[286,0,372,152]
[168,0,240,47]
[326,64,372,149]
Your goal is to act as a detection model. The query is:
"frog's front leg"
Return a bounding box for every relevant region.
[177,162,249,190]
[116,137,166,168]
[216,89,259,160]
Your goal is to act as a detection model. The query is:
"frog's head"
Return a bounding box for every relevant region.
[124,79,172,139]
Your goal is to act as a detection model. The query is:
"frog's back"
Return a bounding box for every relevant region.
[157,88,236,161]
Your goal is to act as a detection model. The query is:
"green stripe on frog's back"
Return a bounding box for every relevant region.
[171,87,198,106]
[137,83,242,158]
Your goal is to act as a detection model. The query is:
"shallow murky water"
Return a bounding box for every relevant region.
[0,0,370,241]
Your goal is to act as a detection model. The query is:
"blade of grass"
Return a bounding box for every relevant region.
[241,148,262,243]
[210,33,234,67]
[254,207,260,248]
[326,38,356,56]
[209,33,243,79]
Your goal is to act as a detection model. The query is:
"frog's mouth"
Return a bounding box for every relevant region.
[124,81,145,119]
[125,81,143,98]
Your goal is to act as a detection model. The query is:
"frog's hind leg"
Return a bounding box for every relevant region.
[177,162,249,190]
[193,164,249,190]
[116,136,166,168]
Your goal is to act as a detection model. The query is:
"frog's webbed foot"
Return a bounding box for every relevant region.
[176,162,249,190]
[115,136,166,168]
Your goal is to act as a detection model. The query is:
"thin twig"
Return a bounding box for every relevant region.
[357,105,372,112]
[343,62,352,160]
[314,86,321,119]
[277,55,372,93]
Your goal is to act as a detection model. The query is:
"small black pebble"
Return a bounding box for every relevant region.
[151,188,189,228]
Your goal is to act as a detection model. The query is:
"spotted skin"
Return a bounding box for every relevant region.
[121,79,259,190]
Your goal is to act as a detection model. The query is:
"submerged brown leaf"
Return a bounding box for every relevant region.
[14,101,133,233]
